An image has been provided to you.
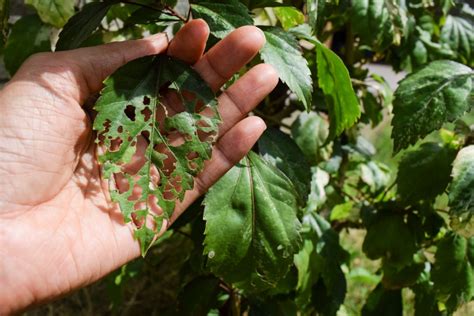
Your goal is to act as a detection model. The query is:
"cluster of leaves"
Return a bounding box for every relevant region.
[1,0,474,315]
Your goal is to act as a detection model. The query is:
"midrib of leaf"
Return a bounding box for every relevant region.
[245,155,257,251]
[249,154,293,247]
[48,0,67,22]
[144,58,163,215]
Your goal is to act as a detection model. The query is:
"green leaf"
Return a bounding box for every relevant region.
[94,55,220,255]
[249,298,297,316]
[352,0,405,51]
[432,233,474,313]
[177,276,221,316]
[363,212,417,267]
[361,91,383,127]
[440,15,474,66]
[191,0,253,39]
[382,260,425,288]
[348,267,381,286]
[294,213,348,314]
[274,7,305,30]
[315,41,361,139]
[56,1,115,51]
[258,128,311,201]
[397,142,456,203]
[260,26,313,111]
[361,161,391,193]
[391,60,473,152]
[125,7,179,26]
[25,0,74,28]
[448,145,474,237]
[330,202,354,222]
[362,284,403,316]
[412,280,444,316]
[203,151,302,292]
[291,111,330,164]
[4,15,51,76]
[306,0,320,34]
[0,0,9,44]
[306,167,330,212]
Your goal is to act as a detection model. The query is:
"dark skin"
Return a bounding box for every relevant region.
[0,20,279,313]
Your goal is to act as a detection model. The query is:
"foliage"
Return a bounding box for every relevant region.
[2,0,473,314]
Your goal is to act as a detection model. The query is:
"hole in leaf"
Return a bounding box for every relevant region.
[143,96,151,105]
[167,131,185,147]
[188,161,198,170]
[141,130,150,141]
[187,151,198,160]
[125,105,136,121]
[110,138,123,152]
[141,107,152,121]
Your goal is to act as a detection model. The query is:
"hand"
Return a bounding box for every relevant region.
[0,20,278,313]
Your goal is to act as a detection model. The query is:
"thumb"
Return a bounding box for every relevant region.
[15,33,169,103]
[68,33,169,98]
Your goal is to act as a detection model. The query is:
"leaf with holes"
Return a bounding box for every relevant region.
[93,55,221,255]
[203,151,302,292]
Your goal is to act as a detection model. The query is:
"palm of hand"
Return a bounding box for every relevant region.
[0,21,278,313]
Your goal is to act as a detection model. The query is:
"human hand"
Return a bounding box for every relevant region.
[0,20,278,313]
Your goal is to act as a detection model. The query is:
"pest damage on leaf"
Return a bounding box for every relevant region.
[94,55,221,255]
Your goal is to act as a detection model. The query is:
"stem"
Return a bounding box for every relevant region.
[230,289,241,316]
[435,208,449,215]
[121,1,165,13]
[344,22,355,67]
[175,229,192,239]
[380,181,396,201]
[164,5,187,23]
[120,1,186,22]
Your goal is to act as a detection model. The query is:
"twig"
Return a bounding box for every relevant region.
[380,181,396,201]
[175,229,192,239]
[164,5,187,23]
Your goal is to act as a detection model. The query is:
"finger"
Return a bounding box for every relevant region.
[209,63,278,136]
[194,26,266,91]
[172,116,267,220]
[168,19,209,64]
[160,64,277,174]
[56,33,168,99]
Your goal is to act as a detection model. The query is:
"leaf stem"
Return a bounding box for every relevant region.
[164,5,187,23]
[380,181,396,201]
[230,289,241,316]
